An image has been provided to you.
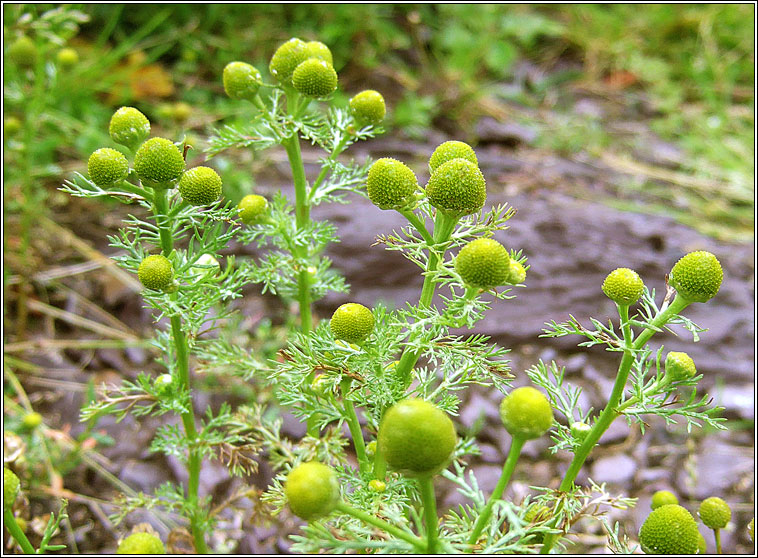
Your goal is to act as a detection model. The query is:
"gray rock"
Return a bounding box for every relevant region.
[119,459,166,493]
[599,419,630,445]
[590,453,637,485]
[471,464,507,495]
[478,443,504,463]
[459,392,501,430]
[685,437,754,499]
[715,384,755,421]
[636,467,671,485]
[475,117,538,146]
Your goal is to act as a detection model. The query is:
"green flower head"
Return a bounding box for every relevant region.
[366,157,418,210]
[292,58,338,97]
[499,386,554,440]
[178,166,223,206]
[669,251,723,303]
[601,267,645,306]
[134,138,186,188]
[223,61,262,101]
[349,90,386,126]
[88,148,129,187]
[330,303,374,344]
[639,504,699,554]
[269,38,310,84]
[429,140,478,174]
[426,158,486,216]
[455,237,511,290]
[109,107,151,149]
[116,532,165,555]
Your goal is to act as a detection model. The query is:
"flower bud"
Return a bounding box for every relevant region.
[505,259,527,285]
[664,351,696,382]
[4,468,20,510]
[292,58,338,97]
[116,532,165,554]
[429,140,478,174]
[305,40,333,64]
[455,238,511,290]
[223,61,262,101]
[178,166,222,206]
[4,116,22,137]
[88,148,129,187]
[669,251,723,303]
[366,157,418,210]
[154,374,173,393]
[137,255,173,291]
[349,90,386,126]
[651,490,678,510]
[426,158,486,216]
[639,504,699,554]
[269,38,309,84]
[285,462,340,521]
[378,399,457,477]
[698,497,731,530]
[171,102,192,124]
[601,268,645,306]
[109,107,151,150]
[237,194,268,224]
[22,412,42,430]
[499,386,553,440]
[330,303,374,344]
[570,421,591,442]
[8,36,37,67]
[56,47,79,70]
[134,138,185,188]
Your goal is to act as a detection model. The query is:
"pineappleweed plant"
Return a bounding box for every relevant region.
[59,37,387,552]
[56,34,736,554]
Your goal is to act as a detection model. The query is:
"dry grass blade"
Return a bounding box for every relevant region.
[25,299,140,341]
[40,215,142,292]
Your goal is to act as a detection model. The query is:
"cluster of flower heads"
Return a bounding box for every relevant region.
[600,250,723,390]
[639,491,737,554]
[222,39,386,225]
[366,140,526,291]
[222,37,386,125]
[85,106,227,292]
[284,387,555,522]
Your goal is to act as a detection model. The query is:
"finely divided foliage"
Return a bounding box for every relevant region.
[56,34,731,555]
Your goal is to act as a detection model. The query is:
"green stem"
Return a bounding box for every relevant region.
[282,125,313,335]
[631,294,690,351]
[309,135,349,201]
[467,436,525,546]
[283,91,316,431]
[373,445,387,480]
[398,208,435,246]
[335,501,426,550]
[151,190,208,554]
[714,528,722,554]
[392,212,458,386]
[418,476,440,554]
[152,189,174,257]
[540,294,691,554]
[253,95,267,112]
[3,508,35,554]
[341,379,368,473]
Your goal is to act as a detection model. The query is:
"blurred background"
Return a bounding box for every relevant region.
[3,4,754,554]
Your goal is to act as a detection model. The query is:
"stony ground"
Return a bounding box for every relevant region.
[6,94,754,554]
